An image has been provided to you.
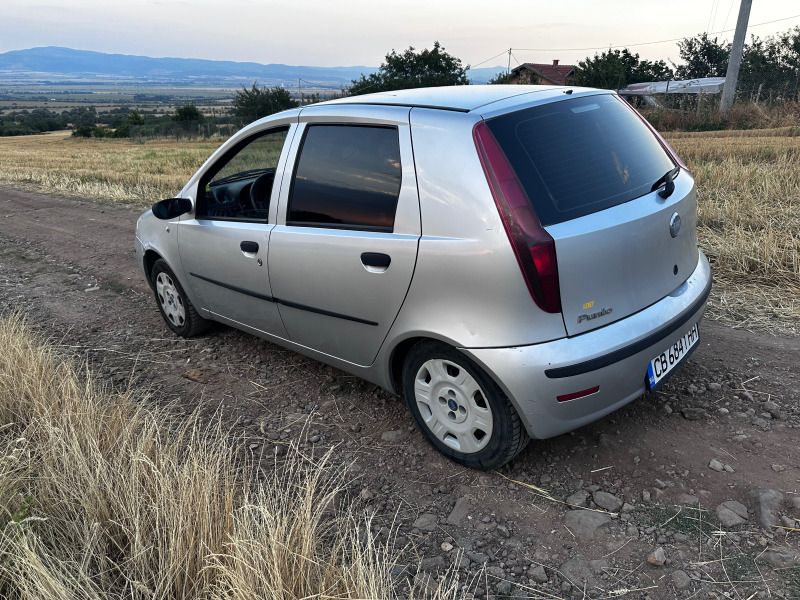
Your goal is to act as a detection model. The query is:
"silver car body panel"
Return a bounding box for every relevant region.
[387,107,567,348]
[134,85,712,443]
[319,84,597,114]
[174,117,300,334]
[134,209,181,291]
[548,171,699,336]
[465,251,711,439]
[177,219,287,337]
[268,105,420,366]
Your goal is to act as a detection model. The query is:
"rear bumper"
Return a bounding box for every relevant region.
[462,251,712,439]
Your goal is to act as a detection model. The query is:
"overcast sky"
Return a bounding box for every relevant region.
[4,0,800,70]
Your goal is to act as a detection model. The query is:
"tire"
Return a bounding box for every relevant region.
[151,259,210,338]
[402,341,529,470]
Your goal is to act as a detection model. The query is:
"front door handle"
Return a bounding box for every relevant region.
[361,252,391,272]
[240,241,259,254]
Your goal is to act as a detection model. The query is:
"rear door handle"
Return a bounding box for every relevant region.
[240,241,259,253]
[361,252,391,272]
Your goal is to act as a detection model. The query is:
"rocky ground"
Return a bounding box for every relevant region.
[1,186,799,599]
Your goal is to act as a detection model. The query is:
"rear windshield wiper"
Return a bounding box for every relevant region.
[651,166,681,199]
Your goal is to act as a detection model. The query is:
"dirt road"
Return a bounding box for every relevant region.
[2,185,799,598]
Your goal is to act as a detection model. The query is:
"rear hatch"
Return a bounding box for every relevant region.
[485,93,699,336]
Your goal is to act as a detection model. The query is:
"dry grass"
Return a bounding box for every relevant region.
[0,131,219,204]
[665,129,800,333]
[0,314,454,599]
[642,100,800,132]
[0,127,797,333]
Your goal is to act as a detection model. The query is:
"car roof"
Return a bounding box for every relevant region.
[317,85,598,113]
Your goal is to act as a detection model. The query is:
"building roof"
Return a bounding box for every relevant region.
[512,60,575,85]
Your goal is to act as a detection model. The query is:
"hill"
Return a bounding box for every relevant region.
[0,47,503,87]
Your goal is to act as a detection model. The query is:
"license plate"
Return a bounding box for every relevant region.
[646,323,699,390]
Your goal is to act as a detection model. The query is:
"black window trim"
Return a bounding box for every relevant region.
[196,125,290,224]
[286,122,402,233]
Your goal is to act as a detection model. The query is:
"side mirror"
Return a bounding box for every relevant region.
[152,197,192,220]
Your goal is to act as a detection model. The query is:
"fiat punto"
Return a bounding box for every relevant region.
[135,85,711,469]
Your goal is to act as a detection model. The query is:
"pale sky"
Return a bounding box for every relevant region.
[4,0,800,70]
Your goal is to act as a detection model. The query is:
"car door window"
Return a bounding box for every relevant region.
[288,125,401,231]
[197,126,289,222]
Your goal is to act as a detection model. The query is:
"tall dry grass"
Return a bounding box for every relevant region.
[0,314,452,599]
[665,129,800,332]
[642,100,800,132]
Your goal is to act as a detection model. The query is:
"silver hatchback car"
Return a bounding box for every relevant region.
[135,85,711,469]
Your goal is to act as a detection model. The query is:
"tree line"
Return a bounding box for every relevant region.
[569,27,800,94]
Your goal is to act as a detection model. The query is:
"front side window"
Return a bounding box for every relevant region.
[197,126,289,221]
[288,125,401,231]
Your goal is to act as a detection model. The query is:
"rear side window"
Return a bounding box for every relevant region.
[486,94,675,226]
[288,125,401,231]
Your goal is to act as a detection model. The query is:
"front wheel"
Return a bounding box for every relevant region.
[151,259,210,337]
[402,341,529,470]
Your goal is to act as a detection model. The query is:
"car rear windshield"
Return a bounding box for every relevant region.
[485,94,675,227]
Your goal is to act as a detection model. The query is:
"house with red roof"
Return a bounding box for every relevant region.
[509,60,575,85]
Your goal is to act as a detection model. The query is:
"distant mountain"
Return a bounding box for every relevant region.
[0,47,504,86]
[0,47,377,87]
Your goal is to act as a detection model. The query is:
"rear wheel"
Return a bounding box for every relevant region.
[402,341,529,470]
[151,259,210,337]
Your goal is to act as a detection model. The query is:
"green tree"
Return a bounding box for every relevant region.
[173,103,203,123]
[233,83,297,122]
[674,28,800,98]
[572,49,673,89]
[127,109,145,125]
[349,41,469,95]
[488,71,514,84]
[674,33,730,79]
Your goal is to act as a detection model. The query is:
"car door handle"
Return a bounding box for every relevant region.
[240,241,259,253]
[361,252,391,272]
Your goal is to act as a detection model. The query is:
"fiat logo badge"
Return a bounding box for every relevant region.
[669,212,681,238]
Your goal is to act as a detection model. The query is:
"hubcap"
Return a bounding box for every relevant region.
[414,359,493,454]
[156,272,186,327]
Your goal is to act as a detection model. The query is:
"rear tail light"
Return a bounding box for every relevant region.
[615,94,690,174]
[473,121,562,314]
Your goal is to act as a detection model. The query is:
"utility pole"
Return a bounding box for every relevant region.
[507,48,512,77]
[720,0,752,117]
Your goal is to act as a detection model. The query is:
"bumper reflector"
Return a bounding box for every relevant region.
[557,386,600,403]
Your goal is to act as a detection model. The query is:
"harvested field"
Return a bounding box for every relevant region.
[0,131,219,203]
[665,129,800,333]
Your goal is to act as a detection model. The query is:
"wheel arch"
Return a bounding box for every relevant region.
[386,334,535,439]
[142,249,163,290]
[389,336,429,395]
[388,334,475,395]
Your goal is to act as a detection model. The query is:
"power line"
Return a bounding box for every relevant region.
[722,0,737,32]
[468,49,511,69]
[707,0,719,34]
[712,0,722,33]
[511,13,800,53]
